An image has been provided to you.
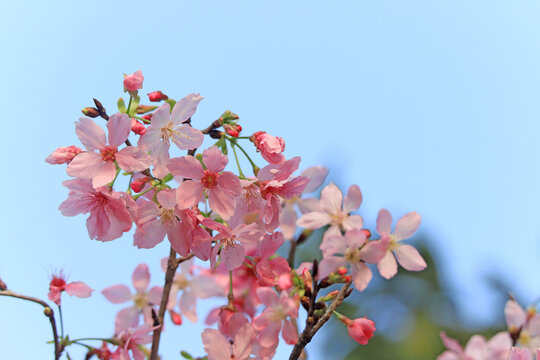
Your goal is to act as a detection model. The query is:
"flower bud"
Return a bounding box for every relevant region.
[336,314,376,345]
[136,105,158,114]
[131,118,146,135]
[131,177,151,193]
[43,307,53,317]
[45,146,82,165]
[361,229,372,239]
[142,114,152,123]
[250,131,285,164]
[337,267,348,276]
[224,124,240,137]
[318,290,340,303]
[123,70,144,93]
[169,310,183,325]
[82,107,100,118]
[147,91,169,102]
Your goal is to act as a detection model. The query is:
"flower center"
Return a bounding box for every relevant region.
[133,293,147,309]
[160,208,176,224]
[344,248,359,263]
[201,170,219,189]
[173,274,189,290]
[100,146,118,162]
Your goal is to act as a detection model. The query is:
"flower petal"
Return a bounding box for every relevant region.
[132,264,150,293]
[102,285,132,303]
[76,117,106,151]
[107,113,131,147]
[394,244,427,271]
[343,185,362,213]
[377,251,398,279]
[394,211,421,240]
[116,147,152,173]
[65,281,93,298]
[320,183,343,215]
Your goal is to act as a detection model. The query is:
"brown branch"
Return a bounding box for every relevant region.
[287,229,313,268]
[289,281,352,360]
[0,290,62,360]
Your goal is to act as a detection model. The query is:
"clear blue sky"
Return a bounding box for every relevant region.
[1,1,540,359]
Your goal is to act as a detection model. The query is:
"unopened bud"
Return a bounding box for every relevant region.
[318,290,340,303]
[136,105,158,114]
[169,310,183,325]
[131,177,150,193]
[224,124,239,137]
[361,229,372,239]
[131,118,146,135]
[337,267,348,276]
[82,107,100,118]
[344,275,352,282]
[147,91,169,102]
[142,114,152,123]
[43,307,53,317]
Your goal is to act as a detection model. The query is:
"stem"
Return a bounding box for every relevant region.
[227,271,235,308]
[0,290,62,360]
[231,140,258,175]
[132,183,159,200]
[58,305,64,338]
[230,142,245,177]
[133,115,151,124]
[288,281,352,360]
[287,230,313,268]
[149,250,195,360]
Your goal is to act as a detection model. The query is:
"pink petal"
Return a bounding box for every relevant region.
[377,251,398,279]
[176,180,205,209]
[147,286,163,305]
[344,229,367,249]
[509,348,533,360]
[350,262,372,292]
[102,285,132,303]
[170,124,204,150]
[76,117,106,151]
[464,335,487,358]
[132,264,150,293]
[201,328,231,360]
[233,323,256,359]
[343,214,364,231]
[320,233,347,257]
[281,318,298,345]
[65,281,93,298]
[133,220,166,249]
[91,160,117,188]
[168,220,192,257]
[320,183,343,215]
[107,113,131,147]
[318,256,347,280]
[156,189,177,210]
[149,140,170,179]
[296,211,331,229]
[376,209,392,235]
[66,152,105,179]
[394,244,427,271]
[208,186,237,220]
[394,211,421,240]
[439,331,464,353]
[149,102,171,128]
[115,306,140,333]
[168,156,203,179]
[170,93,204,125]
[203,146,228,173]
[359,240,387,264]
[505,300,526,329]
[222,243,245,270]
[116,147,152,172]
[256,287,279,307]
[179,290,198,323]
[301,166,328,193]
[343,185,362,213]
[297,197,321,214]
[260,232,285,259]
[87,206,111,241]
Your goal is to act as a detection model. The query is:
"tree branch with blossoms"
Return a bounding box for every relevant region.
[3,70,433,360]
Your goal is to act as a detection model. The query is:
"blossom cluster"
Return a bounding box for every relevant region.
[438,299,540,360]
[37,70,428,359]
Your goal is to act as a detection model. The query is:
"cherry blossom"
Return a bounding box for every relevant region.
[375,209,427,279]
[45,145,82,164]
[59,178,132,241]
[250,131,286,164]
[296,182,364,233]
[48,271,93,305]
[437,331,511,360]
[123,70,144,92]
[138,95,204,178]
[505,300,540,350]
[102,264,163,333]
[67,113,152,188]
[169,146,242,220]
[202,323,256,360]
[113,324,156,360]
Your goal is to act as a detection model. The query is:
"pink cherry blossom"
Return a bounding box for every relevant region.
[48,271,93,306]
[201,217,263,270]
[45,145,82,164]
[505,300,540,350]
[169,146,242,220]
[202,323,256,360]
[67,113,152,188]
[296,182,364,234]
[59,178,132,241]
[338,315,376,345]
[252,288,298,348]
[138,95,204,178]
[318,229,386,291]
[509,348,534,360]
[113,324,156,360]
[250,131,286,164]
[147,91,168,102]
[133,189,192,255]
[123,70,144,92]
[437,331,511,360]
[375,209,427,279]
[162,257,224,323]
[257,157,310,232]
[102,264,163,333]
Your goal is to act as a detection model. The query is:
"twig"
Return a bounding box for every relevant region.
[287,230,313,268]
[0,290,62,360]
[288,281,352,360]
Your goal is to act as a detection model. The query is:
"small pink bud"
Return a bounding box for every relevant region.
[147,91,168,102]
[82,107,100,118]
[337,267,348,276]
[250,131,285,164]
[142,114,152,122]
[45,146,82,165]
[224,124,240,137]
[131,118,147,135]
[169,310,183,325]
[347,317,376,345]
[123,70,144,93]
[361,229,371,239]
[131,177,151,193]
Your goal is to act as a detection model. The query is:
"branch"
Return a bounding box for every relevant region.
[288,281,352,360]
[0,290,62,360]
[287,230,313,268]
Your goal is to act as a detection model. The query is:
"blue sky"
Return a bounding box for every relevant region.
[1,1,540,358]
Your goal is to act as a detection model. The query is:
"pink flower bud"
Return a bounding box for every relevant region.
[131,177,151,193]
[131,118,147,135]
[123,70,144,92]
[361,229,372,239]
[142,114,152,122]
[347,317,376,345]
[169,310,183,325]
[278,273,293,290]
[45,146,82,164]
[337,267,348,275]
[224,124,241,137]
[147,91,168,102]
[250,131,285,164]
